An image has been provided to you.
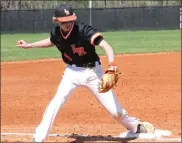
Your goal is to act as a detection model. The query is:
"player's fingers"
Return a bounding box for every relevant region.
[16,41,21,45]
[16,43,26,48]
[16,45,25,48]
[16,40,28,48]
[16,44,23,47]
[17,40,25,45]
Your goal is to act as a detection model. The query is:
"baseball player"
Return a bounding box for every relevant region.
[17,4,155,142]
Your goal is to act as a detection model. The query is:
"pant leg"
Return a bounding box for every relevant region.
[33,67,77,142]
[84,66,140,133]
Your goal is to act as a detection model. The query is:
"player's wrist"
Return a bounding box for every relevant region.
[109,62,116,66]
[27,43,32,48]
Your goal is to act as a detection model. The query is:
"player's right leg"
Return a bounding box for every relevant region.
[84,65,155,134]
[32,67,77,142]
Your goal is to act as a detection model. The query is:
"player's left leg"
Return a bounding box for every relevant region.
[86,87,140,133]
[84,65,154,133]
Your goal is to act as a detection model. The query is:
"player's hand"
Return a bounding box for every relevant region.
[98,63,121,93]
[16,40,31,49]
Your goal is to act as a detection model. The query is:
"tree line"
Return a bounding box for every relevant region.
[1,0,181,10]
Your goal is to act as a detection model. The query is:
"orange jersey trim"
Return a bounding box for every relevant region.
[90,32,103,46]
[64,53,72,61]
[60,22,74,40]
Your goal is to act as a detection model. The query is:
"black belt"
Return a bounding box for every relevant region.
[70,61,101,68]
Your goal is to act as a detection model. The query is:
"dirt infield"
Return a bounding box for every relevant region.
[1,52,181,142]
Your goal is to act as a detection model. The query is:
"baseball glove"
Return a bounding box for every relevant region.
[98,64,120,93]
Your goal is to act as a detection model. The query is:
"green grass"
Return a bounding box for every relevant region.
[1,29,181,61]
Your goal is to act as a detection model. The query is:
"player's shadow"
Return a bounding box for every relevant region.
[67,133,138,143]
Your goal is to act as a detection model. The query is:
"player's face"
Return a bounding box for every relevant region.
[59,21,73,32]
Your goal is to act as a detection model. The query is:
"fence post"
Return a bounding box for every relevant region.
[180,7,182,29]
[89,0,92,26]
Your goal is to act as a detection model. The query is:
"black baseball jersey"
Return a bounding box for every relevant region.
[50,22,103,65]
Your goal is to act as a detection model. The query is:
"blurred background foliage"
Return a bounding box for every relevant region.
[1,0,181,10]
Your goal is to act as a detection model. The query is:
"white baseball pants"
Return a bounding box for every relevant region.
[33,63,140,142]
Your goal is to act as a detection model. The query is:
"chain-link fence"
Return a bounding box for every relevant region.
[1,1,181,33]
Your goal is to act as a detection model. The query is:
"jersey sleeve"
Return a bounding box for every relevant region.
[83,25,103,46]
[50,27,57,45]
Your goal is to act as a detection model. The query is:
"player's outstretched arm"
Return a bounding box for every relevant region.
[16,38,54,49]
[98,39,121,93]
[98,39,115,64]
